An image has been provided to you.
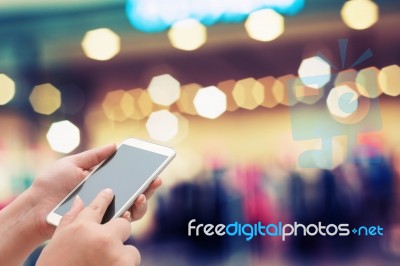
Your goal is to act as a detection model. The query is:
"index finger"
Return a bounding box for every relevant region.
[70,144,116,169]
[78,188,114,223]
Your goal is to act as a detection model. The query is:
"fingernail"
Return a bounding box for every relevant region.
[73,195,80,205]
[103,188,113,195]
[70,195,82,211]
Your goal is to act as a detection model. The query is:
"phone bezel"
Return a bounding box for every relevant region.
[46,138,175,226]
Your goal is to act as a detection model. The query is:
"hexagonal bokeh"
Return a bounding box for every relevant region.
[193,86,226,119]
[127,89,145,120]
[341,0,379,30]
[217,80,238,112]
[232,78,264,110]
[326,85,359,119]
[168,19,207,51]
[171,112,189,143]
[148,74,181,106]
[0,74,15,105]
[29,83,61,115]
[176,83,201,115]
[146,110,179,142]
[298,56,331,89]
[378,64,400,97]
[137,90,153,117]
[356,67,381,98]
[102,90,134,121]
[46,120,80,153]
[334,69,358,86]
[245,9,284,42]
[257,76,279,108]
[81,28,121,61]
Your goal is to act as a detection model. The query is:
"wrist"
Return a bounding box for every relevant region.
[0,187,48,264]
[27,185,57,241]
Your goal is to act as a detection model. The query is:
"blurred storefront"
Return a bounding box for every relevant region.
[0,0,399,265]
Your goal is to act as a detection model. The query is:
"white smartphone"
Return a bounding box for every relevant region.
[46,138,176,226]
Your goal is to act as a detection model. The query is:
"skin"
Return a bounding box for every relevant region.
[36,189,140,266]
[0,144,161,265]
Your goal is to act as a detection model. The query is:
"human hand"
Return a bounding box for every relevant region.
[30,144,162,241]
[36,189,141,266]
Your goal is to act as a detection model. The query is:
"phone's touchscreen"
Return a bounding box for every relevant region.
[54,144,168,223]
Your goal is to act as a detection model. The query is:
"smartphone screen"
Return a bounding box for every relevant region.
[54,144,168,223]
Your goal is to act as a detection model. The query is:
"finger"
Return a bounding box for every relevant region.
[123,245,141,266]
[122,211,132,222]
[70,144,116,169]
[104,217,132,242]
[129,194,147,221]
[143,177,162,200]
[59,195,84,226]
[78,188,114,223]
[82,169,90,177]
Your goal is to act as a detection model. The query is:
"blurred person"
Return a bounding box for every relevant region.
[0,144,161,265]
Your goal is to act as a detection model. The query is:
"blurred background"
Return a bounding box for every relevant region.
[0,0,399,265]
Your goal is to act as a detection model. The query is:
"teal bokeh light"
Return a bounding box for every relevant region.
[126,0,304,33]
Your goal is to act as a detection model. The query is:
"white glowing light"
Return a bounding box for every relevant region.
[341,0,379,30]
[327,85,359,118]
[148,74,181,106]
[146,110,178,141]
[193,86,226,119]
[298,56,331,89]
[46,120,80,153]
[168,18,207,51]
[244,9,284,42]
[0,74,15,105]
[81,28,121,61]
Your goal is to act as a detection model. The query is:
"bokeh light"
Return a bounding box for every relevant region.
[127,89,146,120]
[276,74,298,106]
[217,80,239,112]
[258,76,279,108]
[341,0,379,30]
[29,83,61,115]
[125,0,303,33]
[334,69,358,86]
[146,110,179,142]
[298,56,331,89]
[102,90,134,121]
[244,9,284,42]
[176,83,201,115]
[193,86,226,119]
[356,67,381,98]
[81,28,121,61]
[232,78,264,110]
[378,65,400,97]
[171,112,189,143]
[327,85,359,118]
[148,74,181,106]
[168,18,207,51]
[0,74,16,105]
[292,77,323,105]
[136,89,154,118]
[46,120,80,154]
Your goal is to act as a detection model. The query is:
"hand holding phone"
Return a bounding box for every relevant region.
[37,188,141,266]
[46,138,175,226]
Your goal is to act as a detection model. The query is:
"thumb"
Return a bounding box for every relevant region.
[59,195,84,226]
